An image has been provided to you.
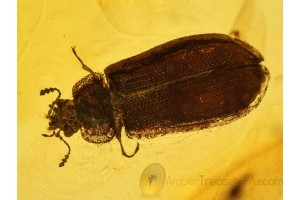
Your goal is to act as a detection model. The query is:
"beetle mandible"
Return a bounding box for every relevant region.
[40,33,269,167]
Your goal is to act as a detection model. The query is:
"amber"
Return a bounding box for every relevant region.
[18,1,282,199]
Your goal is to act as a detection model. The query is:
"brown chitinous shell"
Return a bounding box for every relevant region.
[41,33,269,166]
[105,33,269,138]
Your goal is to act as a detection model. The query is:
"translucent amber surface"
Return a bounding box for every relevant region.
[18,0,282,199]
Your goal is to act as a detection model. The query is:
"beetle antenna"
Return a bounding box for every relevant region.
[40,87,61,116]
[117,137,140,158]
[55,130,71,167]
[41,130,71,167]
[42,130,71,167]
[40,87,61,98]
[71,46,97,78]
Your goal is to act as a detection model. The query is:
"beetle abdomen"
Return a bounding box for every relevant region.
[105,34,269,138]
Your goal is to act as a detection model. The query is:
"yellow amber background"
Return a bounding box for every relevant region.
[18,0,282,199]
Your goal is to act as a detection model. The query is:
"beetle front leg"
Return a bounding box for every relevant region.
[116,131,139,158]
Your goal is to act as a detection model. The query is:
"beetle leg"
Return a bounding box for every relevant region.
[116,134,139,158]
[113,114,139,157]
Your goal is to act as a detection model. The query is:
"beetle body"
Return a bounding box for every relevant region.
[41,33,269,166]
[105,34,268,138]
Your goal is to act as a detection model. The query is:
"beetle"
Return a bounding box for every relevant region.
[40,33,269,167]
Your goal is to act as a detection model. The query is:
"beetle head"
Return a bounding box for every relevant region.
[47,99,81,137]
[40,88,81,137]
